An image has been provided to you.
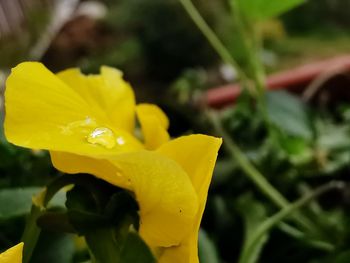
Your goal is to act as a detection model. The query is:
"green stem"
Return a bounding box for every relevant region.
[231,0,266,92]
[277,223,333,252]
[209,111,287,207]
[21,203,43,263]
[207,111,322,234]
[180,0,272,131]
[178,0,249,83]
[229,0,271,128]
[239,181,344,263]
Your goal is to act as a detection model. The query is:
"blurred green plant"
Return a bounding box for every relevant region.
[177,0,350,262]
[80,0,222,81]
[283,0,350,33]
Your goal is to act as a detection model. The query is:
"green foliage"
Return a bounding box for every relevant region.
[0,187,65,220]
[198,229,220,263]
[0,113,57,188]
[81,0,221,80]
[236,195,268,263]
[283,0,350,32]
[63,176,152,262]
[236,0,306,22]
[267,91,312,140]
[0,188,42,220]
[203,88,350,262]
[30,232,75,263]
[85,228,124,263]
[119,232,156,263]
[171,68,208,104]
[64,180,140,235]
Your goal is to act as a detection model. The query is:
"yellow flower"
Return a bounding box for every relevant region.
[155,136,222,262]
[0,243,23,263]
[5,62,222,262]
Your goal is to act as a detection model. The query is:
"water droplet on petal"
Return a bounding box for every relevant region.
[61,116,97,135]
[116,136,125,145]
[87,127,116,149]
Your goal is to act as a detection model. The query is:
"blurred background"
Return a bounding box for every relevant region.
[1,0,350,101]
[1,0,350,262]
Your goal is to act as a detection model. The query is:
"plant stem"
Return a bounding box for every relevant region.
[21,203,43,263]
[229,0,271,128]
[178,0,249,83]
[230,0,266,92]
[239,181,344,263]
[208,111,287,207]
[277,223,333,252]
[180,0,272,131]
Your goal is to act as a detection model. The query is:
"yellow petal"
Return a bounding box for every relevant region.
[157,135,222,262]
[136,104,170,150]
[157,236,196,263]
[50,152,132,190]
[110,151,199,248]
[0,243,23,263]
[57,66,136,133]
[157,134,222,200]
[52,149,199,248]
[5,62,142,157]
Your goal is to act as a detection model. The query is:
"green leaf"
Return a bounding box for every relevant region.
[236,0,306,21]
[30,232,75,263]
[0,188,39,219]
[278,135,313,165]
[267,91,312,140]
[0,187,65,220]
[66,184,139,234]
[198,229,220,263]
[85,228,121,263]
[120,232,156,263]
[236,194,269,263]
[317,124,350,151]
[85,229,155,263]
[238,182,342,263]
[314,121,350,174]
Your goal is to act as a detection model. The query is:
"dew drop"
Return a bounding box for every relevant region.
[87,127,116,149]
[116,136,125,145]
[61,116,97,135]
